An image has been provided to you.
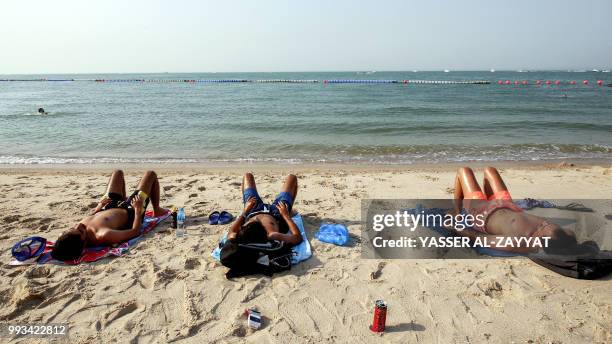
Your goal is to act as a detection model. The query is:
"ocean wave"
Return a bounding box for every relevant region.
[0,155,199,165]
[1,144,610,165]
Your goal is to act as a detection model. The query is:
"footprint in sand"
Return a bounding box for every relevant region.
[2,215,20,224]
[184,258,201,270]
[47,201,73,211]
[241,279,269,303]
[134,262,156,289]
[103,300,144,327]
[155,267,182,287]
[283,295,337,336]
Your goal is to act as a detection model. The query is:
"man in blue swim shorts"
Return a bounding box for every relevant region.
[228,173,302,246]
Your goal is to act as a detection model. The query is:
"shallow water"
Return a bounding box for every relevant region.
[0,71,610,164]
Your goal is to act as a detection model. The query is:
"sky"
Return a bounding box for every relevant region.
[1,0,611,73]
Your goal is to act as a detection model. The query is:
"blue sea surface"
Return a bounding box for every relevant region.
[0,71,610,164]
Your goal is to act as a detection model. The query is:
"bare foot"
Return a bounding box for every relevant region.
[154,207,169,217]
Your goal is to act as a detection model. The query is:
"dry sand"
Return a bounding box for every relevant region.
[0,163,611,343]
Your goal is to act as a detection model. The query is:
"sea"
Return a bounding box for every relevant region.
[0,71,610,165]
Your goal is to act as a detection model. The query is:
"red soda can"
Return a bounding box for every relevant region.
[370,300,387,333]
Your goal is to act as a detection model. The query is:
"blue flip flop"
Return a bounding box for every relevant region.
[208,211,220,225]
[218,211,234,225]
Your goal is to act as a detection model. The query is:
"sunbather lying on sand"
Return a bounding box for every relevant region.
[228,173,302,245]
[51,170,167,261]
[450,167,576,253]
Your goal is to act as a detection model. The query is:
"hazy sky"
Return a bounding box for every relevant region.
[1,0,610,73]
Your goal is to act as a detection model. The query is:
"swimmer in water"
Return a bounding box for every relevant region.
[38,108,48,115]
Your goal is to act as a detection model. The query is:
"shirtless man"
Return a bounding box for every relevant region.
[228,173,302,245]
[50,170,167,261]
[450,166,575,253]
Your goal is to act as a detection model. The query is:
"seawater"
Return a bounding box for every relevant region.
[0,71,610,164]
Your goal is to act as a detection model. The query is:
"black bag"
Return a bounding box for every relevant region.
[529,250,612,280]
[220,240,293,279]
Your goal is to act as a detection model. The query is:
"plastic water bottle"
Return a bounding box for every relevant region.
[176,207,186,237]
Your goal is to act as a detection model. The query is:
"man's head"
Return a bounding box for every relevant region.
[539,223,598,256]
[236,221,268,244]
[50,223,87,261]
[38,108,44,114]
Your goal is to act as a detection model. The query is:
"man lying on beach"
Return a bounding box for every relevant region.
[50,170,167,261]
[228,173,302,245]
[449,166,576,253]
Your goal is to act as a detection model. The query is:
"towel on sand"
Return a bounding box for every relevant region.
[9,210,170,265]
[211,213,312,265]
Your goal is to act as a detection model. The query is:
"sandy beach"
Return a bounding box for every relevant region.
[1,162,611,344]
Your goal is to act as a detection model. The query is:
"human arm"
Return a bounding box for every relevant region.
[94,196,144,245]
[228,197,257,241]
[268,202,302,245]
[90,197,112,215]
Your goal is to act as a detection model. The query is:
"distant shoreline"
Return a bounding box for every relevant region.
[0,158,610,174]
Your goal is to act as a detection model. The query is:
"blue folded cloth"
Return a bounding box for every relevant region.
[315,223,349,246]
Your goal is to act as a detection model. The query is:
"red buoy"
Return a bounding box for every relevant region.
[498,80,503,85]
[545,80,551,85]
[597,80,603,86]
[554,80,560,85]
[583,80,589,85]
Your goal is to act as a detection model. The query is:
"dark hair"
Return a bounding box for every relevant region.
[236,221,268,243]
[544,229,599,256]
[51,232,85,261]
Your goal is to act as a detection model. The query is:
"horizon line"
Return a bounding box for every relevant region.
[1,69,610,76]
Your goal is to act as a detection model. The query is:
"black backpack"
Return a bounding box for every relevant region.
[529,256,612,280]
[529,249,612,280]
[220,240,293,279]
